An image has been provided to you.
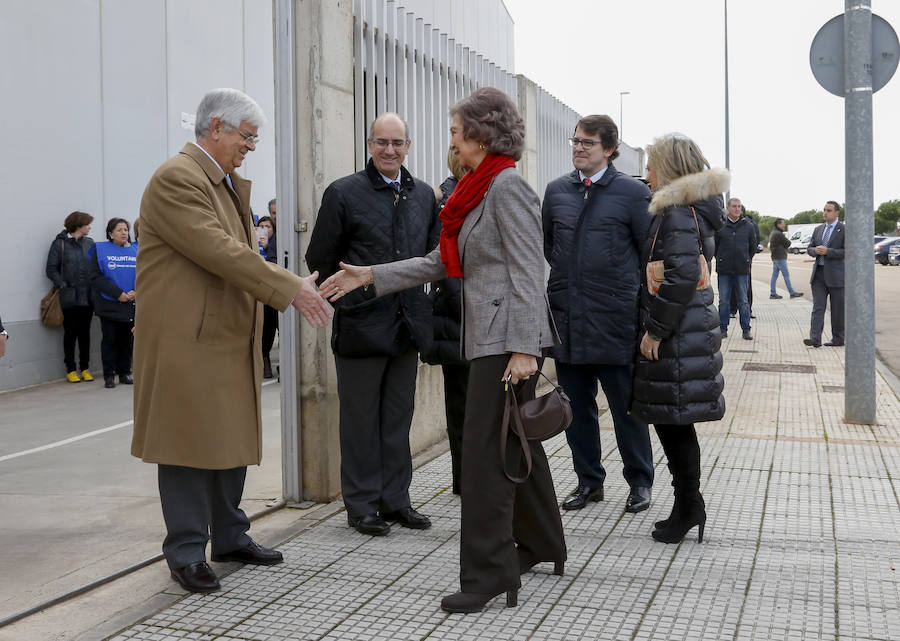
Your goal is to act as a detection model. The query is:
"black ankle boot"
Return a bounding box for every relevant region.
[654,423,704,542]
[652,495,706,543]
[440,587,518,613]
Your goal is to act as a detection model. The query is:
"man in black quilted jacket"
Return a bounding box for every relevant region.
[306,113,440,536]
[714,198,758,340]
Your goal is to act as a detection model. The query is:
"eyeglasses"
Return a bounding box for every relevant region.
[370,138,409,149]
[569,137,602,150]
[236,129,259,144]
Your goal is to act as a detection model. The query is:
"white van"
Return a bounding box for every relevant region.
[788,232,814,254]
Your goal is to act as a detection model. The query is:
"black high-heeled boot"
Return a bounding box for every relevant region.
[651,494,706,543]
[440,587,519,613]
[653,424,705,543]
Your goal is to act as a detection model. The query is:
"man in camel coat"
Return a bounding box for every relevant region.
[132,88,332,594]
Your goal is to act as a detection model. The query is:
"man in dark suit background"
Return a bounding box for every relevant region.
[803,201,845,348]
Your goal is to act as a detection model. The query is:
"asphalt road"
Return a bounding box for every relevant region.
[750,252,900,378]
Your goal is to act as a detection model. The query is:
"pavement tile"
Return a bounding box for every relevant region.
[633,585,744,640]
[836,540,900,607]
[771,439,830,475]
[831,475,900,542]
[762,471,834,541]
[706,435,775,472]
[828,441,891,478]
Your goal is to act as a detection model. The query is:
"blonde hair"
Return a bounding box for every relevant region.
[447,148,465,180]
[646,133,710,189]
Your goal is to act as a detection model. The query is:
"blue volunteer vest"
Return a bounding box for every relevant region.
[94,241,138,300]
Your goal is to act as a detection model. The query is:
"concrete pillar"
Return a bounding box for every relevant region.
[293,0,355,501]
[516,75,539,192]
[288,0,448,502]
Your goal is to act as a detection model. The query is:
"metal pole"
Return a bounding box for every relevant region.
[618,91,629,140]
[724,0,730,201]
[273,0,304,500]
[844,0,876,424]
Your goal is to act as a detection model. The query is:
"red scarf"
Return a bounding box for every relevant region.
[439,153,516,277]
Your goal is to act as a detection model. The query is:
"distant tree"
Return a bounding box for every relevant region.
[788,209,821,224]
[874,200,900,235]
[757,216,776,245]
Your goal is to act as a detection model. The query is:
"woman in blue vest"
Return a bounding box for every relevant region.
[88,218,137,388]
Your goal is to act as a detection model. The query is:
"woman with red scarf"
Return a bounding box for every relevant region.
[319,87,566,614]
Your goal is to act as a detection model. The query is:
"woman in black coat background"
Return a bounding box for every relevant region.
[632,134,728,544]
[46,211,96,382]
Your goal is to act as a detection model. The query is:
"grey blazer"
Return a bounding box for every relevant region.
[373,167,558,360]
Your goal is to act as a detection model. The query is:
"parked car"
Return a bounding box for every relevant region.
[874,236,887,245]
[889,243,900,265]
[874,237,900,264]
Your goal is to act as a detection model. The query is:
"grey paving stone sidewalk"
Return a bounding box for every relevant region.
[108,287,900,641]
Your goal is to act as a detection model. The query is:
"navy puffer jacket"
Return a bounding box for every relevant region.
[631,168,730,426]
[542,164,652,365]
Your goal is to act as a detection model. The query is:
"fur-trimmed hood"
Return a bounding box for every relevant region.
[648,168,730,215]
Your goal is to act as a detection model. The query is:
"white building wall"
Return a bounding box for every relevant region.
[0,0,277,390]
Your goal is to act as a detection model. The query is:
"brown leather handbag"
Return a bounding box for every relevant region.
[501,371,573,483]
[40,239,65,327]
[646,206,710,296]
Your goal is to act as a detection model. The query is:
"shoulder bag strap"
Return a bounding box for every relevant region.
[500,382,533,484]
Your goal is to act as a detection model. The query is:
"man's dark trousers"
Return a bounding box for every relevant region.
[810,266,845,343]
[334,348,418,517]
[556,362,654,490]
[158,465,251,570]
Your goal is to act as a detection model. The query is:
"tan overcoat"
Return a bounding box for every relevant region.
[131,143,302,469]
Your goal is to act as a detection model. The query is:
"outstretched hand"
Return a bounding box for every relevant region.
[319,262,374,302]
[291,271,334,328]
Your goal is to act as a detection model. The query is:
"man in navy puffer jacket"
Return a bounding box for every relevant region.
[542,115,655,514]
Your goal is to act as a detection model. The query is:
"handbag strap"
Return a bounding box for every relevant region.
[500,382,534,484]
[650,206,704,259]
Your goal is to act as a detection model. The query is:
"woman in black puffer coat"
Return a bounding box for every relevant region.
[632,133,728,544]
[46,211,96,382]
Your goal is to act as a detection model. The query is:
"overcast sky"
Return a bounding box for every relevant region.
[502,0,900,219]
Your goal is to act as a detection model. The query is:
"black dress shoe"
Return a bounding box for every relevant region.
[561,485,604,510]
[824,341,844,347]
[625,486,652,513]
[348,513,390,536]
[382,507,431,530]
[211,540,283,565]
[119,373,133,385]
[803,338,822,348]
[104,376,116,389]
[170,561,220,593]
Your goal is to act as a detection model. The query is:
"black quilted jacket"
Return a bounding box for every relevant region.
[306,160,440,357]
[631,169,729,426]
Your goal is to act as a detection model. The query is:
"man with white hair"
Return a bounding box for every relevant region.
[132,88,333,593]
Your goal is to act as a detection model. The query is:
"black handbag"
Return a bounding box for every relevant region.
[501,370,573,483]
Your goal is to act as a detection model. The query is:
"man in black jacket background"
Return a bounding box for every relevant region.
[715,198,758,340]
[542,115,654,514]
[306,113,440,536]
